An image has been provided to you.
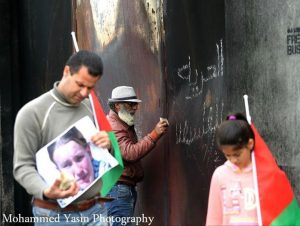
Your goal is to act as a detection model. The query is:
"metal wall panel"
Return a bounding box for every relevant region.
[74,0,168,225]
[225,0,300,204]
[0,0,72,223]
[75,0,225,225]
[164,1,225,225]
[75,0,300,225]
[1,0,17,219]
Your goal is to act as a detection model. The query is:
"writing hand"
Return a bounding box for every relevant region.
[154,120,169,136]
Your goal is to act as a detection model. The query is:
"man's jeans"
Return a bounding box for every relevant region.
[105,184,137,226]
[32,203,108,226]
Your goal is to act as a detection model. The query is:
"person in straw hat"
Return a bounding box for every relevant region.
[105,86,169,226]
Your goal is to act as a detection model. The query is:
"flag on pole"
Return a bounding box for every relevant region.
[89,90,124,196]
[70,31,123,196]
[251,124,300,225]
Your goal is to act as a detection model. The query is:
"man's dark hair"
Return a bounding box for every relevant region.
[108,102,117,111]
[66,50,103,77]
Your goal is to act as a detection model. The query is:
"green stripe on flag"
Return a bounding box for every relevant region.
[108,132,124,168]
[100,132,124,196]
[271,197,300,226]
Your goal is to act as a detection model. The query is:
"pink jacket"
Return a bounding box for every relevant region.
[206,161,258,226]
[107,110,158,185]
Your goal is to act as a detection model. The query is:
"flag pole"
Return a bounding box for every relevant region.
[71,31,79,52]
[243,95,262,226]
[71,31,101,131]
[243,95,251,124]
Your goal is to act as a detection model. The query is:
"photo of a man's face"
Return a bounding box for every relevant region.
[47,126,97,190]
[36,116,119,208]
[52,139,94,190]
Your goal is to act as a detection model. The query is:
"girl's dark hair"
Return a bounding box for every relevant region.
[216,113,254,149]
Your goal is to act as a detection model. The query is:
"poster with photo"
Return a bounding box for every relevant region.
[36,116,118,208]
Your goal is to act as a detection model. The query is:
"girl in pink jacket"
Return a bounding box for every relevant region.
[206,113,258,226]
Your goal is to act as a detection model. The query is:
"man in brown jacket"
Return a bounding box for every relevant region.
[105,86,168,226]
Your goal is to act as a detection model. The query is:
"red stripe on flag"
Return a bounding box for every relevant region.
[90,90,112,131]
[251,125,294,225]
[89,90,124,197]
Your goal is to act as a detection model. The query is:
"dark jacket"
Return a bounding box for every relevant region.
[107,110,157,185]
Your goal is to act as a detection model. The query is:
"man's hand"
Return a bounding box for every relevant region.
[154,120,169,136]
[43,179,79,199]
[91,131,111,149]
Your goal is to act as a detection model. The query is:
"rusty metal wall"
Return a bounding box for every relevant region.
[74,0,225,225]
[74,0,168,225]
[164,1,225,225]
